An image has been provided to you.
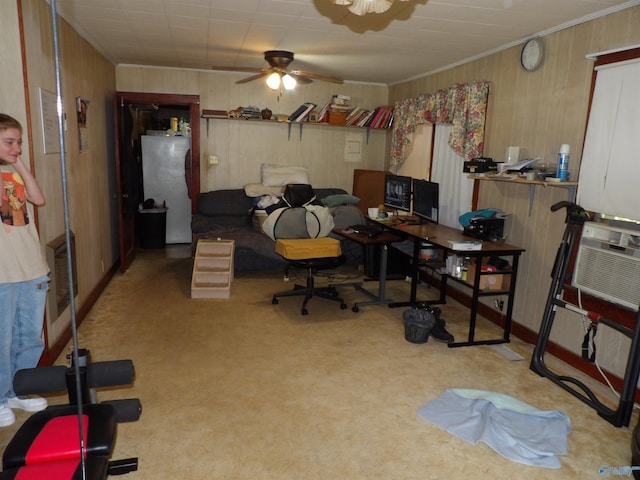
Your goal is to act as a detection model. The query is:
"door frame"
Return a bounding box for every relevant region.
[114,92,200,271]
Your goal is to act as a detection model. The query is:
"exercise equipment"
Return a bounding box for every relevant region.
[1,350,140,479]
[0,2,142,478]
[529,201,640,427]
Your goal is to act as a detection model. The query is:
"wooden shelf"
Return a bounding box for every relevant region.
[201,114,390,142]
[469,174,578,215]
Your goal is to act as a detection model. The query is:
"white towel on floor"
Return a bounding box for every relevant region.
[417,389,571,469]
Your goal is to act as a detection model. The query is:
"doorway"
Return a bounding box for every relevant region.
[114,92,200,271]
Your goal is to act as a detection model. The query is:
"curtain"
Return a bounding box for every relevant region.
[391,81,489,167]
[577,58,640,221]
[431,125,474,230]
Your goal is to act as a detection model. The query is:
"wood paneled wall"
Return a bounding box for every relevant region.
[19,0,118,348]
[116,67,390,194]
[389,6,640,379]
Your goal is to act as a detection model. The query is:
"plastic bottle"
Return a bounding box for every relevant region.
[556,144,570,181]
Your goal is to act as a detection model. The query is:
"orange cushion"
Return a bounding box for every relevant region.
[275,238,341,260]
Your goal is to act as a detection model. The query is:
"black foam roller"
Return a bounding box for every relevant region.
[13,366,68,395]
[87,360,135,388]
[101,398,142,423]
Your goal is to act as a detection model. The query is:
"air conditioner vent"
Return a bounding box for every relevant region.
[573,222,640,311]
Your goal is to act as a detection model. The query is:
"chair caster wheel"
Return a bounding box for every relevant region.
[352,306,359,313]
[302,308,309,315]
[340,303,347,310]
[272,298,278,305]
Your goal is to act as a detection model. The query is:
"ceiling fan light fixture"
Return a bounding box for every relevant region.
[332,0,410,15]
[282,74,297,90]
[266,72,281,90]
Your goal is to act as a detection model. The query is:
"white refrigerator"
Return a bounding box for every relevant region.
[141,135,191,244]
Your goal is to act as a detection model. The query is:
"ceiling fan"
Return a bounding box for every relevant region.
[212,50,343,90]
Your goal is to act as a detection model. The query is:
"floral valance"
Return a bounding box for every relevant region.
[390,81,489,166]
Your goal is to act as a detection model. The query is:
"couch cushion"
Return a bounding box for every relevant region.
[197,190,253,217]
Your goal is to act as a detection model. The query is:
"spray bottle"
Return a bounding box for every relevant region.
[556,144,570,181]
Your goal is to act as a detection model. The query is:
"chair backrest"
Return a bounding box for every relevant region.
[282,184,317,207]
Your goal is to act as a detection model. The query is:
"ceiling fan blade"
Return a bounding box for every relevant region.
[235,72,269,84]
[211,66,266,73]
[287,73,313,85]
[291,70,344,84]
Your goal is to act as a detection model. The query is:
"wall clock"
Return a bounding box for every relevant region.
[520,38,544,72]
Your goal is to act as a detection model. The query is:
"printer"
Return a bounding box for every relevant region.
[460,209,510,242]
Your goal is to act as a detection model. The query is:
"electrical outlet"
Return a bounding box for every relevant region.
[208,155,219,165]
[494,299,504,311]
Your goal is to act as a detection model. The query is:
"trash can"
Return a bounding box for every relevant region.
[402,308,436,344]
[137,208,167,249]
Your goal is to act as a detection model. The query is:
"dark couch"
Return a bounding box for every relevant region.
[191,188,365,271]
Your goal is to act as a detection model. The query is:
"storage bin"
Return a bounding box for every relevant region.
[466,261,510,290]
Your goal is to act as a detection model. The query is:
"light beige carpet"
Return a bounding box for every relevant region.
[1,247,636,479]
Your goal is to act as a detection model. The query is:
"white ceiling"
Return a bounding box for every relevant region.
[51,0,638,85]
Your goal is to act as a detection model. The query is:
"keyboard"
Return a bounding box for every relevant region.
[350,224,382,237]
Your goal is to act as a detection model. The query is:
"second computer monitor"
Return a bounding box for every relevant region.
[412,178,439,224]
[383,174,412,212]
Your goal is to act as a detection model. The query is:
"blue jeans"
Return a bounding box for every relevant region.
[0,275,49,405]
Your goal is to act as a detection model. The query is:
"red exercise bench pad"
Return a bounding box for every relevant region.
[0,456,109,480]
[2,404,116,470]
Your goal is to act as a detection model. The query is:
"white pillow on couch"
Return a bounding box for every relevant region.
[260,163,310,187]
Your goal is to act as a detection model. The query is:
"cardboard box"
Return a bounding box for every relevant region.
[328,110,347,125]
[466,262,510,291]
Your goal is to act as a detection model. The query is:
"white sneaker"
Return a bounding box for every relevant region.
[0,405,16,427]
[6,396,48,412]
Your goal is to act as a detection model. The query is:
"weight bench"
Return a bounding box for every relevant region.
[0,350,141,479]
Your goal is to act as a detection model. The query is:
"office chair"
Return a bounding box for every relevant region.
[272,237,348,315]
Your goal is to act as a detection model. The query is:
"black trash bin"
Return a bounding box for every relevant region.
[137,208,167,249]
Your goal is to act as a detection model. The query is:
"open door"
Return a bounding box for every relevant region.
[113,92,200,272]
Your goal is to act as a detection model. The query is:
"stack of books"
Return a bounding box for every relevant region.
[364,106,394,128]
[326,95,351,124]
[343,105,395,128]
[288,102,317,122]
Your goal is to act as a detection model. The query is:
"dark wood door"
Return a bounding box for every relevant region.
[113,92,200,272]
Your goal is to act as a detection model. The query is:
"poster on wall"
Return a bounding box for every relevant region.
[77,97,89,152]
[39,88,63,154]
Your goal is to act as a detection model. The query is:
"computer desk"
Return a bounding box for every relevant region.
[370,218,526,348]
[333,228,405,311]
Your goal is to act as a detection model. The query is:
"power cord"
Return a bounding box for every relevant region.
[577,289,638,410]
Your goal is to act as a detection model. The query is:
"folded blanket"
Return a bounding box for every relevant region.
[417,389,571,469]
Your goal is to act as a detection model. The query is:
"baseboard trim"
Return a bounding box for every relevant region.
[422,272,637,402]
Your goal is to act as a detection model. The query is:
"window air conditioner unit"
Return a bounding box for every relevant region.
[572,221,640,311]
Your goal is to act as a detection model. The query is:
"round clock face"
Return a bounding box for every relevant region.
[521,38,544,71]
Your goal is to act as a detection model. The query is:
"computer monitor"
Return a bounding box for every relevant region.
[412,178,439,224]
[383,174,412,212]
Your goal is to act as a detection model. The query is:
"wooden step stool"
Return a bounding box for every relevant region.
[191,239,235,299]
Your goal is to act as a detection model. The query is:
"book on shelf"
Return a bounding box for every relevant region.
[363,107,381,127]
[316,102,331,123]
[345,107,362,125]
[297,103,317,122]
[357,109,376,127]
[289,102,316,122]
[348,109,370,126]
[376,107,393,129]
[447,240,483,251]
